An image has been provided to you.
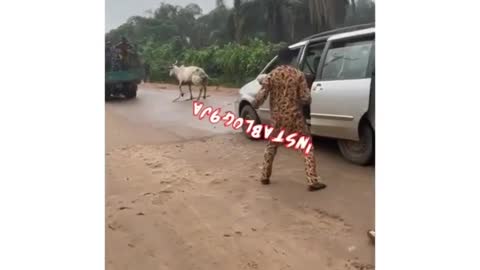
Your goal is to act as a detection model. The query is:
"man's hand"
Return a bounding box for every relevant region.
[253,74,271,109]
[298,72,312,105]
[252,100,258,109]
[256,74,267,84]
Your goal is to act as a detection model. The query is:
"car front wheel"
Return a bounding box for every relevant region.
[337,122,374,165]
[240,104,261,140]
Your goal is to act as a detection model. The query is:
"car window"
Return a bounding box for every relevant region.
[320,39,373,81]
[289,48,301,66]
[302,43,325,76]
[262,48,300,74]
[263,58,278,74]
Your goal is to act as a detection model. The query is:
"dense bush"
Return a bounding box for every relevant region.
[140,38,284,87]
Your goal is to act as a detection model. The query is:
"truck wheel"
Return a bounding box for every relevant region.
[124,83,137,99]
[337,122,374,166]
[105,86,112,101]
[240,104,261,140]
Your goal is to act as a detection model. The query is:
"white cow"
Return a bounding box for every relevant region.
[169,61,209,102]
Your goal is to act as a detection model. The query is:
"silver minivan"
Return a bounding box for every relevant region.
[234,23,375,165]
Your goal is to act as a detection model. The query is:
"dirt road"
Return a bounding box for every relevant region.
[106,84,375,270]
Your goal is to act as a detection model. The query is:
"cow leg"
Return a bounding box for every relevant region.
[197,84,203,100]
[188,84,193,100]
[172,83,184,102]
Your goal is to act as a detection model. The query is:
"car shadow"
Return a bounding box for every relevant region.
[311,136,339,155]
[312,136,375,167]
[106,95,139,104]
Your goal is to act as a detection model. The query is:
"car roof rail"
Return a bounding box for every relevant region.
[301,22,375,41]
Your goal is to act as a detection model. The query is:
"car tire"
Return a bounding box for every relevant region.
[240,104,261,140]
[105,85,112,101]
[337,122,374,166]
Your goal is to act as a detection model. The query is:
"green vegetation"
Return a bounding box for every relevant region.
[141,38,287,85]
[106,0,374,87]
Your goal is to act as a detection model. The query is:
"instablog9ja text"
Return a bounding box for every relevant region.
[193,101,313,155]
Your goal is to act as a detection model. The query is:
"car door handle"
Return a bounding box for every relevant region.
[314,84,323,91]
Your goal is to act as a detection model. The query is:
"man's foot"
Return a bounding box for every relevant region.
[308,182,327,191]
[260,179,270,185]
[368,230,375,243]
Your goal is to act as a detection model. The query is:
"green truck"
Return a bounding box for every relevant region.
[105,48,144,101]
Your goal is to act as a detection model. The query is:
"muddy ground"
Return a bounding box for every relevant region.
[106,84,375,270]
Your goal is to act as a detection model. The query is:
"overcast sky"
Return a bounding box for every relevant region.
[106,0,233,32]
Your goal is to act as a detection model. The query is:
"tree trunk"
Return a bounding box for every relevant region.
[274,6,285,42]
[309,0,326,32]
[321,0,330,29]
[233,0,242,42]
[291,13,296,41]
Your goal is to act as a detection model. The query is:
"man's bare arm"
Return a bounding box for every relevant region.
[252,75,271,109]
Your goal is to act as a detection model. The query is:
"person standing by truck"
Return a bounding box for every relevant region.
[115,36,133,70]
[105,41,112,71]
[252,47,327,192]
[143,62,151,83]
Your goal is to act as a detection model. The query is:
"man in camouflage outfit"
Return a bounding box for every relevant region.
[252,47,327,191]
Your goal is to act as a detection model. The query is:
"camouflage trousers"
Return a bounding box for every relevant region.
[260,122,321,186]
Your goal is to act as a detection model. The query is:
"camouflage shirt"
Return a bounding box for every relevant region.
[253,65,311,130]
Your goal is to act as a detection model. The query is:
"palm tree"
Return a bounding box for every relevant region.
[216,0,226,8]
[270,0,284,42]
[232,0,245,42]
[229,0,299,43]
[307,0,349,31]
[281,0,306,42]
[231,0,265,43]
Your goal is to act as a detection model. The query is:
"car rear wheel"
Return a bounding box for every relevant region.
[337,122,374,165]
[240,104,261,140]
